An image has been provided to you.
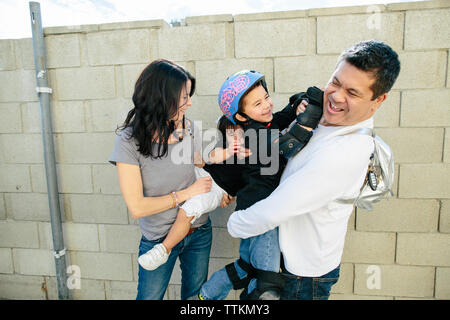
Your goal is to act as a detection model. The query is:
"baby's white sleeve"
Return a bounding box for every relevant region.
[181,167,225,224]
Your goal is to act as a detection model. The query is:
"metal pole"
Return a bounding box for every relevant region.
[29,1,70,300]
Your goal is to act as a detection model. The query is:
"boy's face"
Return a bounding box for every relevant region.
[241,85,274,123]
[322,61,386,127]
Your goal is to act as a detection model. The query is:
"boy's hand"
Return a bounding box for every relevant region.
[220,193,235,208]
[296,99,308,116]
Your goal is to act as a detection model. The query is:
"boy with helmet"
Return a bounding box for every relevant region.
[197,70,323,300]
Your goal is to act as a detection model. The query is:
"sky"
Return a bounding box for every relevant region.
[0,0,423,39]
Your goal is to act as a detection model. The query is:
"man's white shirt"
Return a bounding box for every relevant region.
[227,118,375,277]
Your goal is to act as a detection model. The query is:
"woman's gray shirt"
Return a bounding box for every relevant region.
[109,120,208,241]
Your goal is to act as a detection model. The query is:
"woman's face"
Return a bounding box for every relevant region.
[172,80,192,122]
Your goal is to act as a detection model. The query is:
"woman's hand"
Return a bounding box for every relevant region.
[185,176,212,198]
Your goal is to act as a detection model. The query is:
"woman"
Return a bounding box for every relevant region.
[109,59,214,300]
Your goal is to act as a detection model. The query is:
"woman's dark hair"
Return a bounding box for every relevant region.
[338,40,400,100]
[117,59,195,159]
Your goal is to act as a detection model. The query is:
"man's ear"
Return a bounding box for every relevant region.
[372,93,387,112]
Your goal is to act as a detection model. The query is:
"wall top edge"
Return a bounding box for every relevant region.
[29,1,449,37]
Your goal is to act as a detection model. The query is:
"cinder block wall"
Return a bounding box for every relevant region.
[0,1,449,300]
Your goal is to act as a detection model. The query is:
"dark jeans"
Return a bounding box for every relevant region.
[281,265,340,300]
[136,218,212,300]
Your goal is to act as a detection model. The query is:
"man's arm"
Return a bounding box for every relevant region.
[227,136,373,239]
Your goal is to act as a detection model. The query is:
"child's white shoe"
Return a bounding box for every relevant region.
[138,243,169,271]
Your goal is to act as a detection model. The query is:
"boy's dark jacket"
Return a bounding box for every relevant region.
[204,103,297,211]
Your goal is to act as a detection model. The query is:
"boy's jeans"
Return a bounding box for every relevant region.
[201,227,280,299]
[136,219,212,300]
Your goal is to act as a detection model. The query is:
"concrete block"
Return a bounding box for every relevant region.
[445,128,450,163]
[397,233,450,266]
[0,133,43,164]
[0,220,38,248]
[195,58,273,95]
[64,223,100,252]
[0,274,46,299]
[317,13,403,54]
[354,264,435,298]
[373,91,400,128]
[99,224,140,253]
[441,200,450,233]
[0,40,16,71]
[44,24,99,35]
[209,201,234,228]
[448,52,450,89]
[399,164,450,199]
[394,51,447,90]
[99,19,167,31]
[210,227,236,258]
[30,164,47,193]
[186,95,223,130]
[357,199,439,232]
[186,14,233,25]
[45,34,81,68]
[14,38,34,70]
[310,4,386,16]
[0,248,13,273]
[0,164,31,192]
[55,67,115,100]
[70,194,128,224]
[116,64,147,98]
[274,56,339,93]
[69,251,133,281]
[342,231,396,264]
[46,276,106,300]
[50,101,86,133]
[57,164,93,194]
[0,69,37,102]
[86,99,131,132]
[0,103,22,133]
[105,280,137,300]
[5,192,50,221]
[159,23,228,61]
[330,293,392,300]
[21,102,41,133]
[93,164,122,195]
[234,10,306,21]
[405,9,450,50]
[13,248,56,276]
[235,18,315,58]
[87,30,152,66]
[54,133,115,164]
[401,89,450,127]
[330,263,353,294]
[375,128,444,163]
[0,194,5,220]
[436,267,450,299]
[387,0,450,11]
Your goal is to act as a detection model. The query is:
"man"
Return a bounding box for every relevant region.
[227,40,401,300]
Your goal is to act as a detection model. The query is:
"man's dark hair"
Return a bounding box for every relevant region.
[338,40,400,100]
